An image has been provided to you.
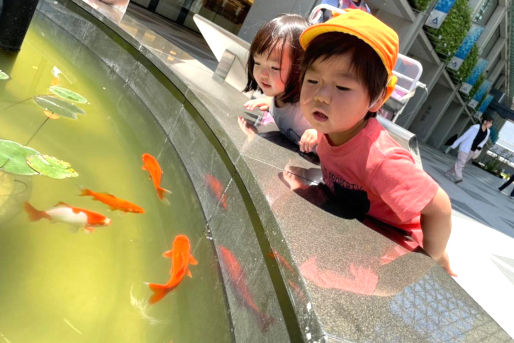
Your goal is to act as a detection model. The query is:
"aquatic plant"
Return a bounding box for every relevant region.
[0,139,78,179]
[26,154,78,179]
[34,95,85,119]
[49,85,88,104]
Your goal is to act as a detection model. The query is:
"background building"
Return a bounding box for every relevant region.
[130,0,512,152]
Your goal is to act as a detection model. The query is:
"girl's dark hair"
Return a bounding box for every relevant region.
[300,32,389,119]
[244,14,308,104]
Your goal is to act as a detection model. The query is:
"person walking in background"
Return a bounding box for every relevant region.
[446,116,493,184]
[498,174,514,198]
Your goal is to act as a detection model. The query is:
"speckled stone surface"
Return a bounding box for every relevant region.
[35,1,512,342]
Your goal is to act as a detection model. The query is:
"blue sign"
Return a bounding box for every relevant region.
[468,80,491,109]
[448,24,484,71]
[473,80,491,101]
[478,94,494,114]
[425,0,457,29]
[434,0,457,12]
[460,58,489,94]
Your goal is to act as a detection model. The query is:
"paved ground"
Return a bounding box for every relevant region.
[421,145,514,237]
[420,145,514,338]
[124,4,514,338]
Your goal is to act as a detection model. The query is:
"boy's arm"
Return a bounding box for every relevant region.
[420,187,456,276]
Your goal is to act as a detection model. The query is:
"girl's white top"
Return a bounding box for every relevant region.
[269,98,312,145]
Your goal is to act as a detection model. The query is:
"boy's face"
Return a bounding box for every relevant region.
[300,52,383,145]
[253,43,292,97]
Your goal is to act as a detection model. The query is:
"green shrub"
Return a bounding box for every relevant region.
[426,0,471,58]
[469,74,485,98]
[449,44,478,83]
[410,0,432,11]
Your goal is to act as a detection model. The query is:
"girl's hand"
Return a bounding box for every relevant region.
[299,129,318,153]
[244,97,272,111]
[237,116,257,136]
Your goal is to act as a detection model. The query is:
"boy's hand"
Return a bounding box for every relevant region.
[299,129,318,153]
[421,187,455,277]
[244,97,272,111]
[436,250,457,277]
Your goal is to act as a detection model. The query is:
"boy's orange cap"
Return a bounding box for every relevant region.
[300,9,399,103]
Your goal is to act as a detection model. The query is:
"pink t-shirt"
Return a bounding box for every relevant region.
[317,118,439,240]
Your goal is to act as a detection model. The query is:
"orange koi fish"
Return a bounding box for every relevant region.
[147,234,198,304]
[80,189,144,213]
[141,153,171,199]
[268,249,295,274]
[218,246,275,332]
[24,202,111,233]
[205,174,227,209]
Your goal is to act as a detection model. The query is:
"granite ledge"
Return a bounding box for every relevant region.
[45,1,513,342]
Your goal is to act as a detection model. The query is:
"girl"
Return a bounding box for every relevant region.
[242,14,317,153]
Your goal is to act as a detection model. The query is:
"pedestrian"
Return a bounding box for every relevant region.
[446,116,493,183]
[498,174,514,198]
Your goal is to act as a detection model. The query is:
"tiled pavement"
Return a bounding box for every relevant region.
[419,145,514,338]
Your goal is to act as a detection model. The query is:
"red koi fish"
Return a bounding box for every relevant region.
[218,246,275,332]
[147,234,198,304]
[205,174,227,209]
[80,189,144,213]
[141,153,170,199]
[24,202,111,233]
[268,250,307,302]
[268,249,295,274]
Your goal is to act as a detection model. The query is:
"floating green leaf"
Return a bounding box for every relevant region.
[26,154,78,179]
[0,70,9,80]
[49,86,88,104]
[34,95,84,119]
[0,140,39,175]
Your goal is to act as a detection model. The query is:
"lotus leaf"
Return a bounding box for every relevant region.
[0,70,9,80]
[0,140,39,175]
[26,154,78,179]
[34,95,84,119]
[49,86,88,104]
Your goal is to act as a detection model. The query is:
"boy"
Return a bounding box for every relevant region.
[297,10,454,275]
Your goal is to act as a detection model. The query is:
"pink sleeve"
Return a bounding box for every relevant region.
[367,151,439,222]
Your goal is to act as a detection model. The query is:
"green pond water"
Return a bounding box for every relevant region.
[0,12,231,343]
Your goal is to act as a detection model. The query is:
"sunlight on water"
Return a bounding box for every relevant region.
[0,12,231,343]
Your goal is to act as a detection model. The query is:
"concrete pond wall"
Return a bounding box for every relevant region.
[35,0,512,341]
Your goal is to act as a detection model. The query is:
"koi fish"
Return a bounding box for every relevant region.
[24,202,111,233]
[205,174,227,209]
[268,249,295,274]
[218,246,275,332]
[141,153,171,199]
[147,234,198,304]
[268,250,307,302]
[80,189,144,213]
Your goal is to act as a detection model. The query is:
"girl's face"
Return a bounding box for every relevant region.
[252,43,293,97]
